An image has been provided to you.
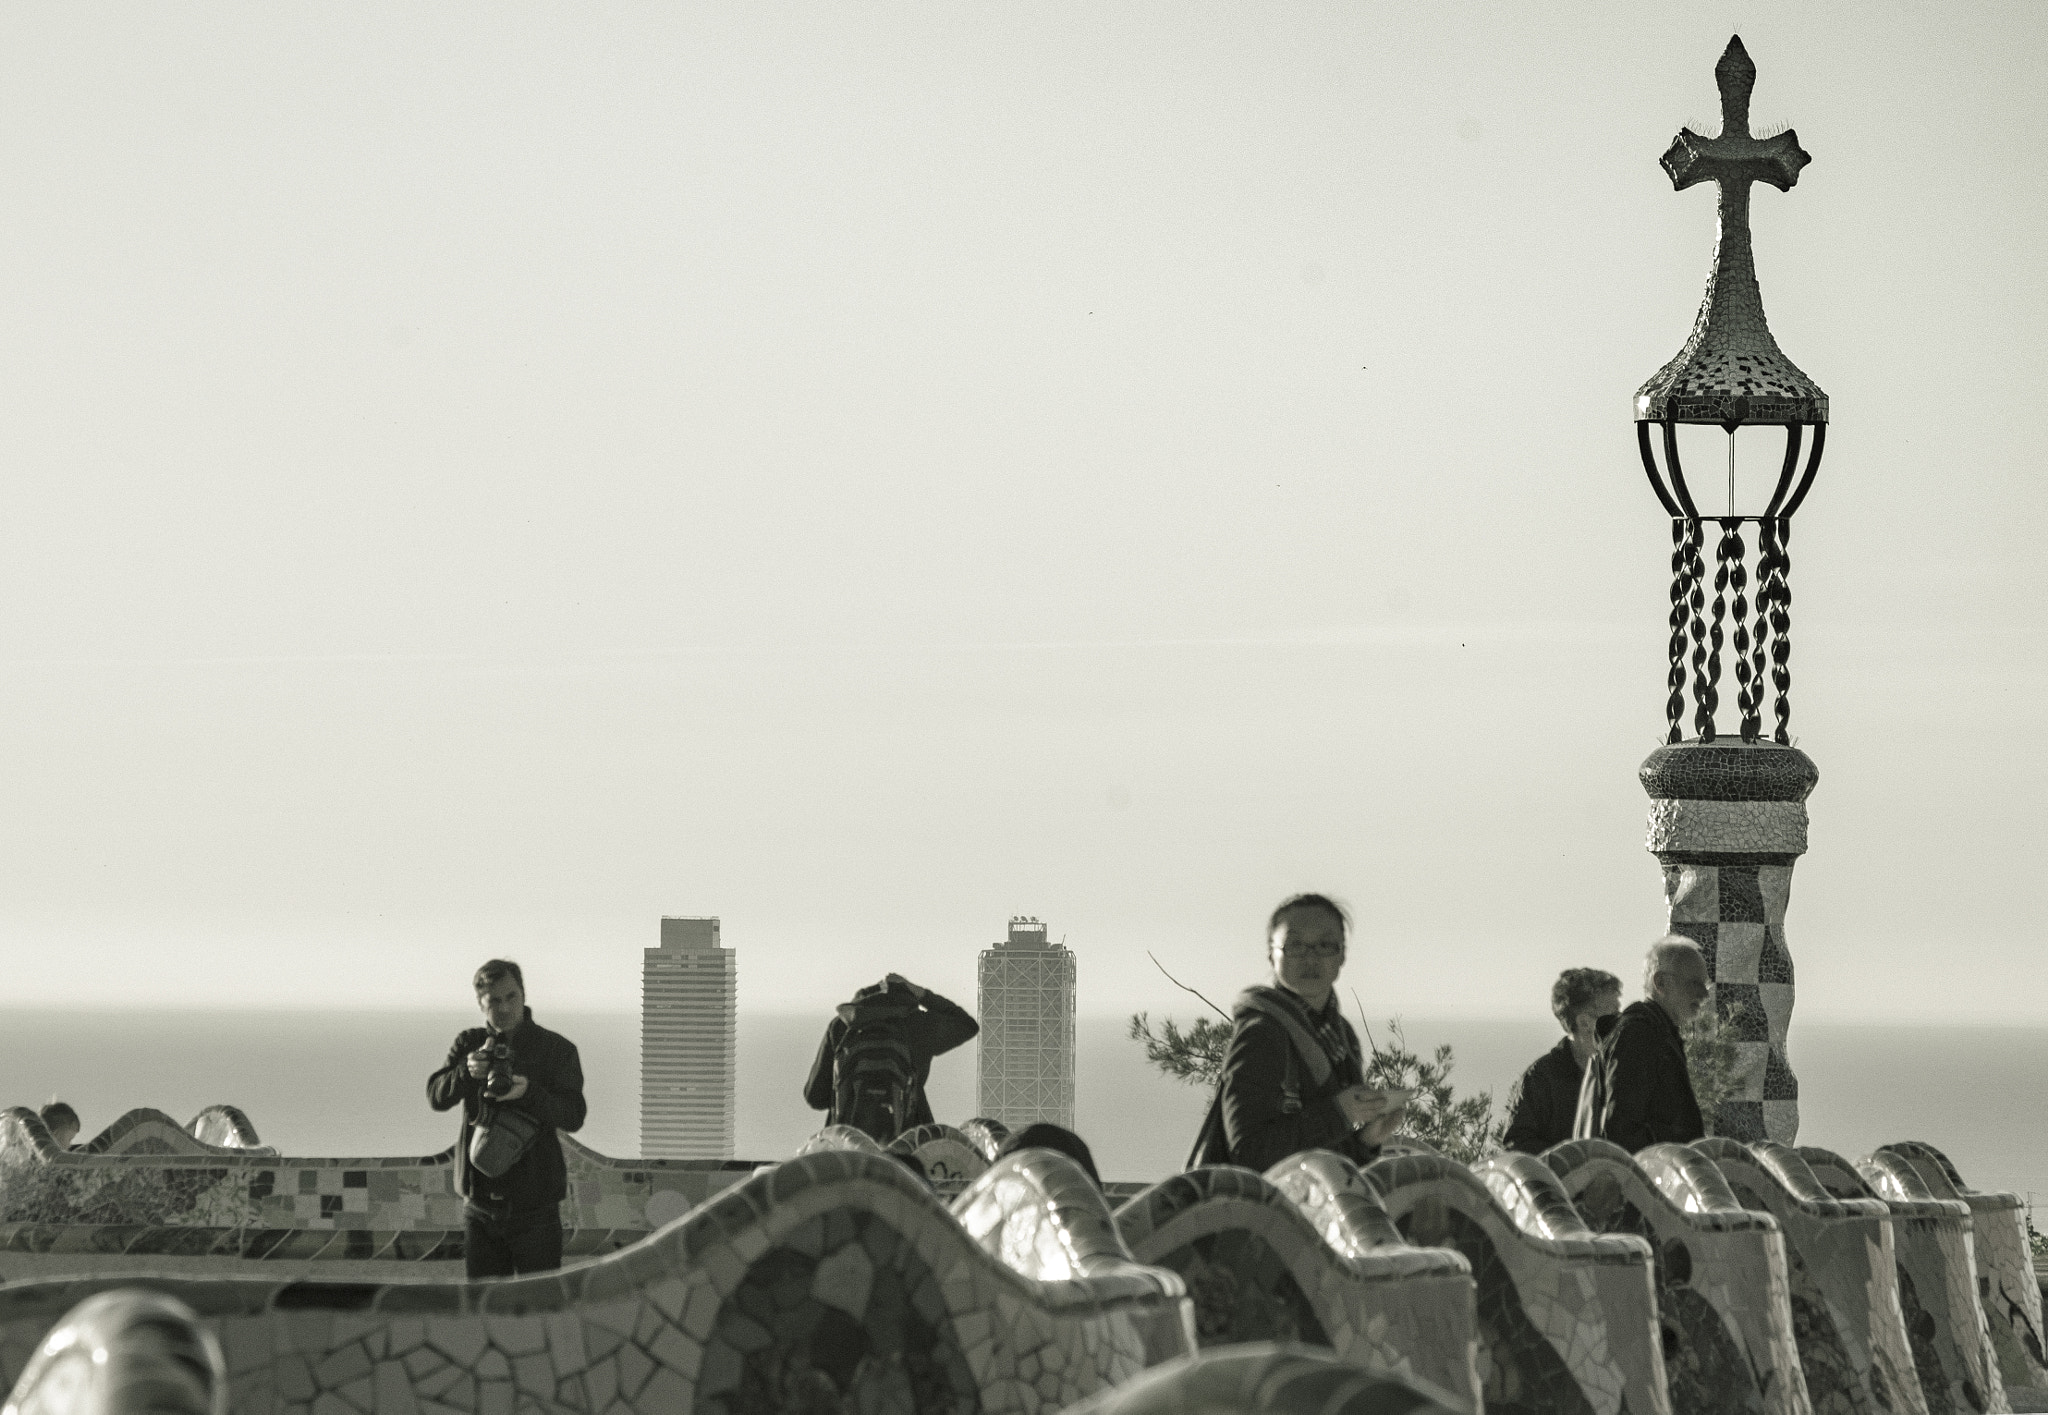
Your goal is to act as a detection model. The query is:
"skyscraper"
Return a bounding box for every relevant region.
[976,917,1076,1129]
[640,916,736,1158]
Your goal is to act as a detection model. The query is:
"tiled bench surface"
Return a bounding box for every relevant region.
[1366,1149,1669,1415]
[800,1122,995,1202]
[1796,1145,2004,1415]
[0,1106,759,1273]
[1543,1137,1806,1415]
[1112,1155,1481,1412]
[1060,1341,1472,1415]
[1694,1137,1926,1415]
[2,1288,228,1415]
[188,1105,272,1153]
[0,1147,1195,1415]
[1875,1140,2048,1405]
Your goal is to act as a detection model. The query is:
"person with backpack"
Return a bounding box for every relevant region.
[1188,894,1406,1173]
[803,973,977,1145]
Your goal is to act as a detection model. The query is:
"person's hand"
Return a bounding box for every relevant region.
[1357,1109,1404,1145]
[1336,1086,1408,1136]
[502,1075,530,1102]
[1334,1085,1386,1127]
[465,1046,492,1080]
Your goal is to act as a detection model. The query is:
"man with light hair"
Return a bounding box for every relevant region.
[1574,936,1708,1151]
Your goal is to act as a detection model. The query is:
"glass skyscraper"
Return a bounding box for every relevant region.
[640,915,736,1158]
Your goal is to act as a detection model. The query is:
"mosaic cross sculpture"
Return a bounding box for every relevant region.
[1636,35,1824,433]
[1632,37,1832,1146]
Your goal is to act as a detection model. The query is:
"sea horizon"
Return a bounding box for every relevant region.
[6,1007,2045,1207]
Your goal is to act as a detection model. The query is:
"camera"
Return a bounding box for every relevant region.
[483,1039,516,1099]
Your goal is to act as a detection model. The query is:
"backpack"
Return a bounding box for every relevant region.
[833,1020,917,1145]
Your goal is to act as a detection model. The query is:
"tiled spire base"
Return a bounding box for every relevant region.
[1642,738,1818,1144]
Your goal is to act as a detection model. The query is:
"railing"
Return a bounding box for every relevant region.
[1640,417,1826,746]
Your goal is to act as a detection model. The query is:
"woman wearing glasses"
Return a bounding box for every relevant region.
[1189,893,1406,1171]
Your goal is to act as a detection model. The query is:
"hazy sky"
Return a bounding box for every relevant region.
[1,3,2041,1025]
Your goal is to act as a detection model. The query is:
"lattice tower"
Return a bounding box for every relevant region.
[975,917,1076,1129]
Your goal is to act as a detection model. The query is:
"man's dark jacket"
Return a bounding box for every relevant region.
[1574,1000,1703,1153]
[1211,986,1380,1174]
[427,1008,587,1211]
[803,980,977,1130]
[1503,1037,1587,1155]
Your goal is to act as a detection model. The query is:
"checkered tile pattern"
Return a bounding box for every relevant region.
[1662,861,1799,1143]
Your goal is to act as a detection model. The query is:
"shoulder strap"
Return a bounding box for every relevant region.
[1186,1088,1229,1171]
[1238,991,1333,1088]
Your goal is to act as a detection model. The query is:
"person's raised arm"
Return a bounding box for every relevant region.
[427,1033,478,1113]
[910,989,978,1057]
[803,1019,843,1112]
[1219,1015,1353,1174]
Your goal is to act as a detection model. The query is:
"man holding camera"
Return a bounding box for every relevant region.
[427,959,587,1279]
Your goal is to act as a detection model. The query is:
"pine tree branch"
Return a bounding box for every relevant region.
[1148,951,1229,1021]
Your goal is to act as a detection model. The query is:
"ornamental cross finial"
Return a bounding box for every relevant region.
[1636,36,1827,427]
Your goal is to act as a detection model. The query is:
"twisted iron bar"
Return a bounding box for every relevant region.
[1769,517,1793,743]
[1639,420,1818,747]
[1700,523,1735,742]
[1687,523,1710,741]
[1727,520,1754,741]
[1742,522,1771,742]
[1666,519,1691,743]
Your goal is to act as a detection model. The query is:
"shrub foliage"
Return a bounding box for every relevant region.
[1683,997,1762,1136]
[1127,1008,1504,1167]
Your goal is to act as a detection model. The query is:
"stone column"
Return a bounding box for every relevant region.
[1640,738,1817,1143]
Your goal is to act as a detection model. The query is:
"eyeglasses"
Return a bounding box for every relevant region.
[1275,942,1343,959]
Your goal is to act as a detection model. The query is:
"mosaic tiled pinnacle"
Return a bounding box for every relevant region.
[1636,37,1827,427]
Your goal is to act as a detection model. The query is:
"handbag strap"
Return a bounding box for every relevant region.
[1238,989,1333,1088]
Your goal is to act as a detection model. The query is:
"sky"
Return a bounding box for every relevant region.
[0,3,2042,1025]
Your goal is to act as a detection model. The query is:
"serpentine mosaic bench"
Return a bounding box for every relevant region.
[0,1147,1194,1415]
[1694,1137,1926,1415]
[2,1288,226,1415]
[1797,1145,2005,1415]
[800,1123,1000,1201]
[1060,1341,1471,1415]
[1541,1137,1806,1415]
[1365,1148,1669,1415]
[0,1107,757,1277]
[1871,1141,2048,1405]
[188,1106,273,1154]
[1109,1156,1480,1411]
[25,1106,277,1159]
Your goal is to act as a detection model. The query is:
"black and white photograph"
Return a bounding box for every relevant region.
[0,5,2042,1412]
